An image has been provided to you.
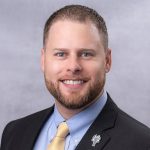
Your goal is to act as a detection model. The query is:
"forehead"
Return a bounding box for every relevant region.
[47,20,103,47]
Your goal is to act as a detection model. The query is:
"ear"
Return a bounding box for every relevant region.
[41,48,45,72]
[105,48,112,73]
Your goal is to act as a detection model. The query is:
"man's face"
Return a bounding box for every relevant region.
[41,20,111,110]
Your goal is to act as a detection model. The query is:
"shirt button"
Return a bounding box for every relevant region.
[74,139,79,146]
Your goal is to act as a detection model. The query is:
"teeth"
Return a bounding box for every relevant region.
[63,80,84,85]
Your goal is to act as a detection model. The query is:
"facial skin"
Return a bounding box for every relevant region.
[41,20,111,119]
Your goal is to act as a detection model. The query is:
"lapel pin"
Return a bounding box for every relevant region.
[91,134,101,147]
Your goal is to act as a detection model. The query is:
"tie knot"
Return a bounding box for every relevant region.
[56,122,69,138]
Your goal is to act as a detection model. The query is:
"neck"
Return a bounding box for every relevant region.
[55,90,104,120]
[55,101,83,120]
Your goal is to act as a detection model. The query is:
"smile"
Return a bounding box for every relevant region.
[62,80,84,85]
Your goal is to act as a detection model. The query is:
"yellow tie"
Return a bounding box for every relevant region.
[47,122,69,150]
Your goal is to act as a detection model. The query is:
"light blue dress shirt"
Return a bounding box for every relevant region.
[33,91,107,150]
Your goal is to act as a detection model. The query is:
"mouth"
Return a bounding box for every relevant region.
[62,80,85,85]
[59,79,88,89]
[58,75,90,91]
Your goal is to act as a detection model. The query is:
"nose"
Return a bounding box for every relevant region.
[66,56,82,74]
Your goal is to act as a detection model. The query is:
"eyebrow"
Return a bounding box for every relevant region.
[53,48,69,51]
[53,48,96,51]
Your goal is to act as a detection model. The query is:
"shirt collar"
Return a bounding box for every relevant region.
[53,106,65,128]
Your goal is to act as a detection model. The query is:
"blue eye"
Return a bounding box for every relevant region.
[81,52,93,57]
[55,52,65,57]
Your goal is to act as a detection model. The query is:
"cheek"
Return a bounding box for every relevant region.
[87,62,105,80]
[45,60,63,78]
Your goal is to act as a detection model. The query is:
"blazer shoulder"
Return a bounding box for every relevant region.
[103,95,150,148]
[7,106,53,127]
[1,106,54,150]
[107,94,150,136]
[117,108,150,135]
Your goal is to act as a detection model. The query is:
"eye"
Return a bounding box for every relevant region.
[55,51,65,57]
[81,51,94,57]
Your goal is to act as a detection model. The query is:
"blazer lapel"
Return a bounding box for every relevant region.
[19,106,54,150]
[75,95,118,150]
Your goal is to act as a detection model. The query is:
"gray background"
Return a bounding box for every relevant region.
[0,0,150,140]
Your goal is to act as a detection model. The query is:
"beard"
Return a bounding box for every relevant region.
[44,75,106,110]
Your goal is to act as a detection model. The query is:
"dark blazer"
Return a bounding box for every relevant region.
[1,95,150,150]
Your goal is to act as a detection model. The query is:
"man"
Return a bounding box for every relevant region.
[1,4,150,150]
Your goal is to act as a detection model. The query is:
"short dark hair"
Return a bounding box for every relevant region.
[43,5,108,50]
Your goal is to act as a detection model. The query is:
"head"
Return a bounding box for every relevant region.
[41,5,111,111]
